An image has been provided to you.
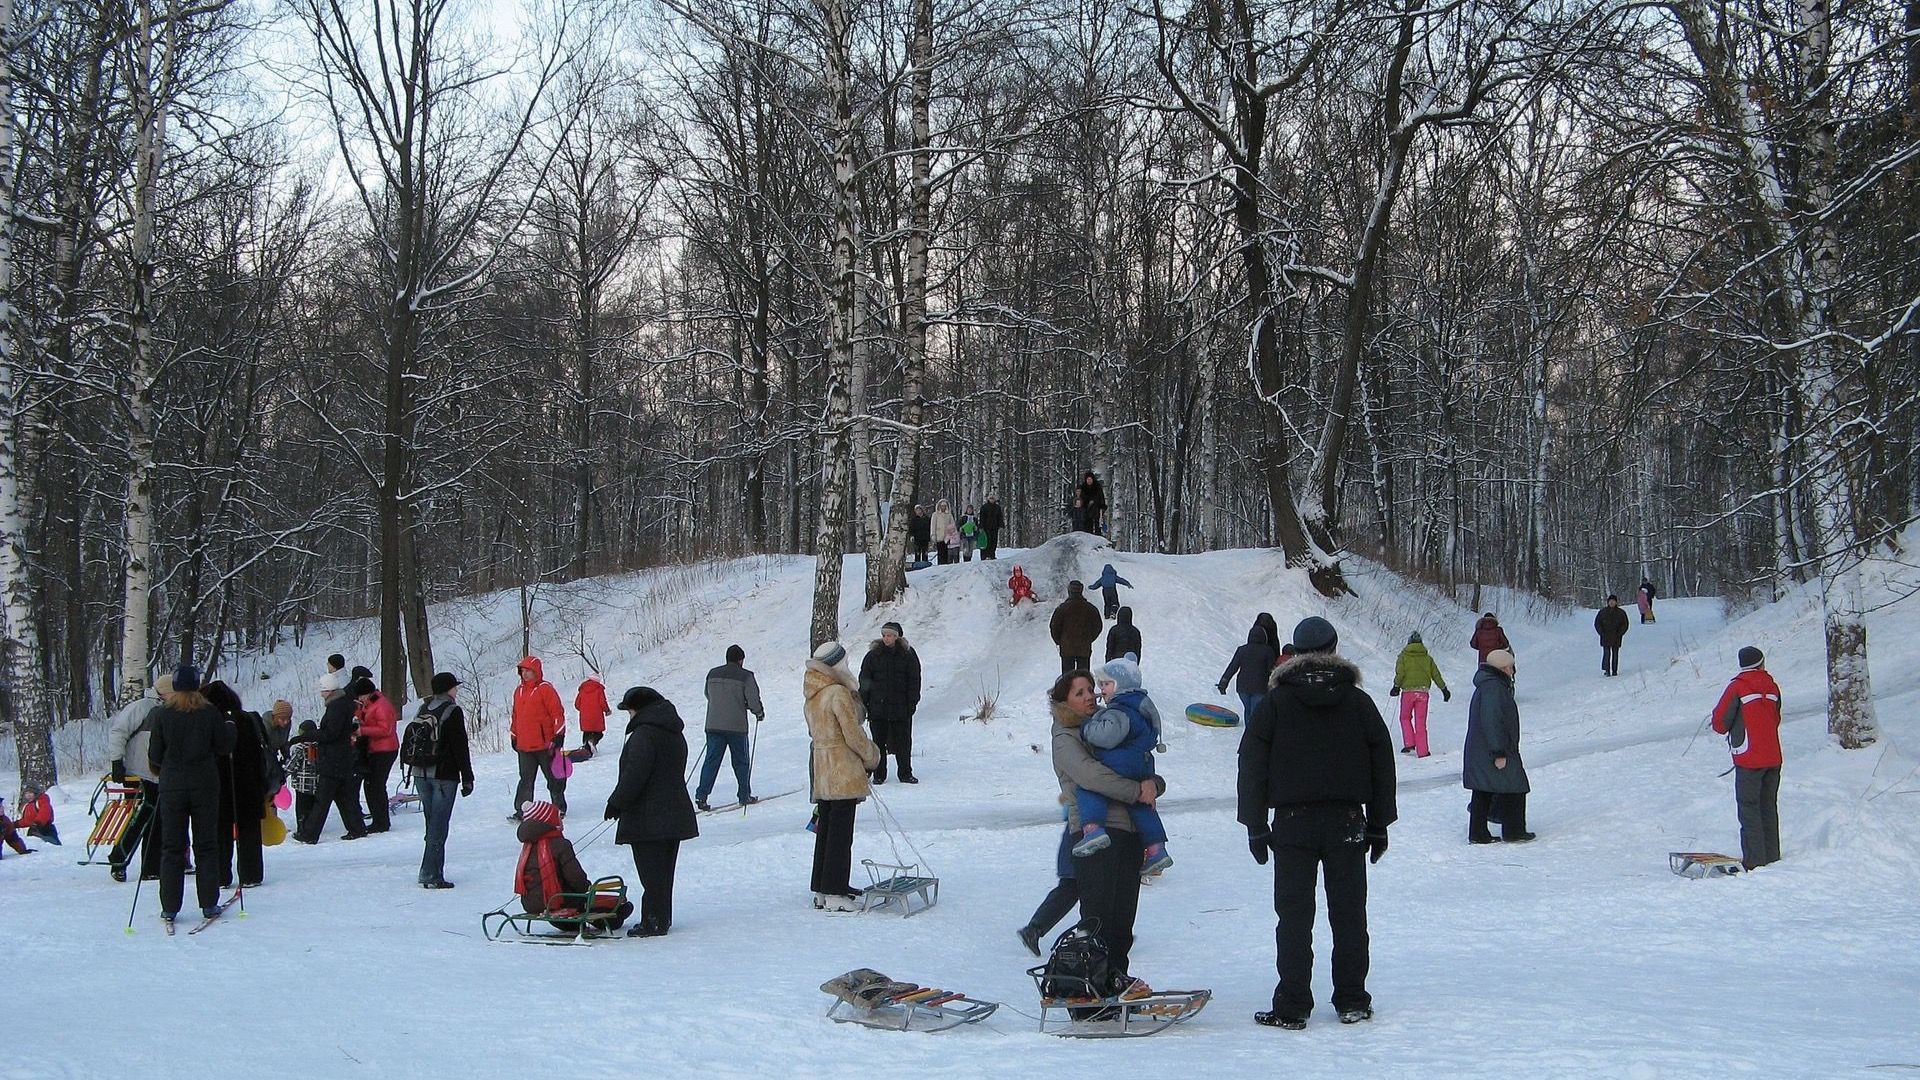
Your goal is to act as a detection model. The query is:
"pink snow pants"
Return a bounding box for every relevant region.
[1398,691,1431,757]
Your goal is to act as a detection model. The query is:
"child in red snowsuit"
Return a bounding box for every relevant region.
[13,785,58,845]
[1009,566,1036,607]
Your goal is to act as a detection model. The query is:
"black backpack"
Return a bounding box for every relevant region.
[1029,921,1123,1002]
[400,700,452,777]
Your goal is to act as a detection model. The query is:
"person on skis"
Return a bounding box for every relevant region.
[696,645,765,809]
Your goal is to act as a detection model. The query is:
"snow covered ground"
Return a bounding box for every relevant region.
[10,534,1920,1079]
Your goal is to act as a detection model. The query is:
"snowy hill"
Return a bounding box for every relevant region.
[10,535,1920,1078]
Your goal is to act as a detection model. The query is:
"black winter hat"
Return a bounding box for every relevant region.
[431,671,460,695]
[1291,616,1339,654]
[1737,646,1764,670]
[351,665,373,681]
[618,686,663,712]
[1068,580,1084,596]
[345,677,377,699]
[173,664,202,692]
[881,621,904,637]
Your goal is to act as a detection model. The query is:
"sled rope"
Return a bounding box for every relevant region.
[866,789,934,878]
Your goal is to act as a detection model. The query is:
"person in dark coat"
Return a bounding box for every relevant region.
[1468,612,1511,663]
[1049,581,1103,674]
[603,687,699,937]
[1595,595,1629,677]
[296,676,370,844]
[414,672,475,889]
[1237,617,1396,1029]
[1462,649,1532,843]
[1076,472,1108,535]
[908,504,932,564]
[1254,613,1280,653]
[858,622,923,784]
[148,665,238,925]
[978,496,1005,559]
[204,681,267,889]
[1218,627,1280,721]
[1104,606,1142,663]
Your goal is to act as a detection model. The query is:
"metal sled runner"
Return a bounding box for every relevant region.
[1669,851,1743,879]
[481,876,630,944]
[821,969,998,1033]
[858,859,938,917]
[1029,988,1211,1038]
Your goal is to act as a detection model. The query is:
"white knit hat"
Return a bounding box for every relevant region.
[317,670,347,693]
[812,641,848,668]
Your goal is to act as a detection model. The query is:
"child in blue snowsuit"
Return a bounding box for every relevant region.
[1072,658,1172,875]
[1091,564,1132,619]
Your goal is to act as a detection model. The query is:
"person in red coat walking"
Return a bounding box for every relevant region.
[512,657,568,817]
[575,674,611,755]
[1469,613,1511,663]
[1711,647,1784,868]
[354,682,402,832]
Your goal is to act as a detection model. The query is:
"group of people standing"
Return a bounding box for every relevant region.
[910,497,1004,565]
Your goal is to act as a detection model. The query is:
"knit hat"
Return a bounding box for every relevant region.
[271,700,293,725]
[174,664,202,692]
[618,686,663,712]
[153,674,174,697]
[881,621,904,637]
[520,800,561,828]
[812,641,847,668]
[1098,657,1143,693]
[318,670,347,694]
[1737,646,1764,670]
[1408,631,1422,644]
[431,672,460,695]
[1291,616,1338,654]
[1486,649,1517,675]
[345,677,377,699]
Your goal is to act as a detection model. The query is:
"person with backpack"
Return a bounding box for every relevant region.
[149,665,238,929]
[106,674,171,882]
[1469,613,1511,664]
[1711,647,1784,868]
[575,673,611,755]
[204,681,268,889]
[978,495,1004,559]
[296,674,370,844]
[604,686,699,937]
[511,656,569,818]
[1390,632,1450,758]
[1595,595,1629,677]
[1104,606,1142,663]
[697,646,765,810]
[353,681,401,832]
[405,672,474,889]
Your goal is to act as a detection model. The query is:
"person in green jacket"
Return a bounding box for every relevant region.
[1390,632,1450,757]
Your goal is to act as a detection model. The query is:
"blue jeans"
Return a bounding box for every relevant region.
[1240,691,1265,723]
[695,731,752,804]
[416,777,458,884]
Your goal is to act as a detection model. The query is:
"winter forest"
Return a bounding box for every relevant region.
[1,0,1916,791]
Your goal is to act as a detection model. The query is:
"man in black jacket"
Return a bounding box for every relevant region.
[413,672,475,889]
[296,674,370,844]
[1104,606,1142,662]
[1237,616,1397,1030]
[858,622,923,784]
[978,496,1005,559]
[908,505,932,564]
[1595,595,1629,677]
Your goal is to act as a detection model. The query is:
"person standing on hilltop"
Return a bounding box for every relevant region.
[1076,471,1107,535]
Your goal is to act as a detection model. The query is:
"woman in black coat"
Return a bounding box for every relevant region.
[603,687,699,937]
[148,665,237,925]
[204,681,268,888]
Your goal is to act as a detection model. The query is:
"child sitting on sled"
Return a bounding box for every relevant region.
[1009,566,1036,607]
[514,800,632,931]
[1069,658,1172,876]
[13,783,58,845]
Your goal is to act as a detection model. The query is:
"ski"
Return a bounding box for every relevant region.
[699,789,801,815]
[162,917,176,936]
[186,889,246,934]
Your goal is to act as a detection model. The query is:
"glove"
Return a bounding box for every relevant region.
[1441,688,1452,702]
[111,759,127,784]
[550,735,565,752]
[1248,830,1271,866]
[1389,686,1400,698]
[460,781,474,798]
[603,804,619,821]
[1367,829,1389,864]
[1216,682,1229,695]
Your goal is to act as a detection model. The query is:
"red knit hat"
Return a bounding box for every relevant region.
[520,800,561,828]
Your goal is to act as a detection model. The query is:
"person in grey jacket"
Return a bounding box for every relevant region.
[1462,649,1532,843]
[695,645,765,810]
[105,674,171,882]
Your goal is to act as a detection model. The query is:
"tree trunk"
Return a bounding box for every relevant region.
[809,0,858,650]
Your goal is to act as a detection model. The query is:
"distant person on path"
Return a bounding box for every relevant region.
[930,499,958,564]
[909,504,931,564]
[804,641,882,911]
[605,687,699,937]
[1050,581,1103,675]
[697,645,765,809]
[1091,563,1132,619]
[1009,565,1037,606]
[1469,612,1511,663]
[106,675,171,881]
[960,504,981,561]
[1218,626,1279,722]
[1638,579,1658,623]
[1071,658,1173,875]
[1390,632,1449,757]
[1104,605,1142,663]
[1711,647,1783,869]
[1238,616,1396,1030]
[575,673,611,755]
[511,656,568,818]
[13,784,57,845]
[979,496,1004,559]
[1462,649,1532,843]
[412,672,474,889]
[297,673,370,844]
[859,622,922,784]
[149,665,238,926]
[353,680,401,833]
[1076,471,1107,535]
[1595,596,1629,677]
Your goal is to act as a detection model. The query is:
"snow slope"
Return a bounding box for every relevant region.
[9,534,1920,1079]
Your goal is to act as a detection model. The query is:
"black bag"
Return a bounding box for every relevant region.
[1030,921,1122,1001]
[400,700,452,778]
[249,712,286,795]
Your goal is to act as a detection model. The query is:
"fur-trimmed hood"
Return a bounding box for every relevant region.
[805,659,859,699]
[1051,698,1090,729]
[1269,652,1363,709]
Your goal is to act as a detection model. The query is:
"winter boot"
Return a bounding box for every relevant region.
[695,799,711,812]
[1338,1008,1373,1024]
[1017,925,1042,957]
[1141,847,1173,876]
[1073,825,1112,857]
[1255,1011,1307,1030]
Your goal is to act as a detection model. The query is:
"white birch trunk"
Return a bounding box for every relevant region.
[809,0,859,648]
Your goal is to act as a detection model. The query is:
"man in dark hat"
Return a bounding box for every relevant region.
[412,672,474,888]
[1237,616,1397,1031]
[1711,647,1784,868]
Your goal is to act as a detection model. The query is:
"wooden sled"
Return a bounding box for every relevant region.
[1032,988,1212,1038]
[821,969,998,1032]
[80,778,144,865]
[858,859,938,917]
[1669,851,1743,879]
[481,876,630,944]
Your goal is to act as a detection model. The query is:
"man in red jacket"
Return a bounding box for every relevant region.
[512,657,568,817]
[1711,647,1784,868]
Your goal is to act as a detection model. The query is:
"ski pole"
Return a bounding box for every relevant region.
[684,743,708,786]
[126,870,144,935]
[742,721,761,815]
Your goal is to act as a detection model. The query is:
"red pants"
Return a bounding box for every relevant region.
[1397,691,1431,757]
